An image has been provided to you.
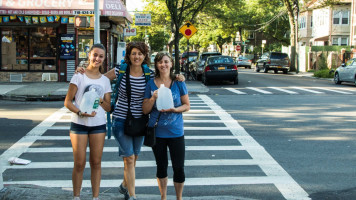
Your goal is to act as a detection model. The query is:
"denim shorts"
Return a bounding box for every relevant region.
[70,122,106,135]
[112,117,144,157]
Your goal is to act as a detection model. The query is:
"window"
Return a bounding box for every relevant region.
[248,32,254,39]
[310,16,313,27]
[333,10,349,25]
[299,17,306,29]
[332,37,349,46]
[341,37,348,45]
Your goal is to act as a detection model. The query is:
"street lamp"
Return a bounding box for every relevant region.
[94,0,100,44]
[293,0,299,73]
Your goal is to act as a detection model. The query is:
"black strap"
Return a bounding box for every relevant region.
[126,66,132,116]
[154,80,174,127]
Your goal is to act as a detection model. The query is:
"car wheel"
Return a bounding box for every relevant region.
[334,73,341,84]
[197,74,202,81]
[274,69,278,74]
[233,77,238,85]
[203,75,209,86]
[283,69,288,74]
[256,64,260,72]
[263,64,269,73]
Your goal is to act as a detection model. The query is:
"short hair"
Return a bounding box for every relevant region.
[154,52,175,80]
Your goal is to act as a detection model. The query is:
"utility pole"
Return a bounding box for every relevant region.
[294,0,299,73]
[94,0,100,44]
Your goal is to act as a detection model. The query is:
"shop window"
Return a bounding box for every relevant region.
[30,27,57,71]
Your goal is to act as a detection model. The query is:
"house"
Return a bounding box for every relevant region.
[299,0,352,46]
[350,0,356,46]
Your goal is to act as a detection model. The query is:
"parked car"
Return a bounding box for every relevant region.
[202,55,238,85]
[179,51,199,68]
[235,56,252,69]
[334,58,356,85]
[255,52,290,74]
[191,52,222,80]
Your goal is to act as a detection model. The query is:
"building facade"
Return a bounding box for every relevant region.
[0,0,131,82]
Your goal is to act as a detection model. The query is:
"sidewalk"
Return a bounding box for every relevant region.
[0,80,209,102]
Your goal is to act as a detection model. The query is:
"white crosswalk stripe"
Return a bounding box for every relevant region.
[224,86,356,95]
[0,96,310,199]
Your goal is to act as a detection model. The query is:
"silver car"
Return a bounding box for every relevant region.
[334,58,356,85]
[236,56,252,69]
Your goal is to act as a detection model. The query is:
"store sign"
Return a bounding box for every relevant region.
[60,34,75,60]
[124,28,136,36]
[135,14,151,26]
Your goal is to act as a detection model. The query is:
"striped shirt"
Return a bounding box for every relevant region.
[112,65,154,119]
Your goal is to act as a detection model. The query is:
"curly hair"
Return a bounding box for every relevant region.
[154,52,176,80]
[124,41,150,66]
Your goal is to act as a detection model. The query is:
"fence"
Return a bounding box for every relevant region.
[308,51,355,70]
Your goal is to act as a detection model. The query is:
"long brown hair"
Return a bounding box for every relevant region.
[88,43,106,73]
[154,52,175,80]
[124,41,150,66]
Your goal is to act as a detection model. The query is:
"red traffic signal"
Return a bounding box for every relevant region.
[75,16,89,28]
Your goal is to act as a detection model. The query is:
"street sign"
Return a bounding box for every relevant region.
[135,13,151,26]
[236,45,241,51]
[124,28,136,36]
[179,21,197,40]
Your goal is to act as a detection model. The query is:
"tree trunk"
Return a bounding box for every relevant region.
[174,24,181,73]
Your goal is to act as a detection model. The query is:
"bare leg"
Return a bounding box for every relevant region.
[70,133,88,197]
[123,155,136,197]
[157,177,168,200]
[88,133,106,198]
[174,182,184,200]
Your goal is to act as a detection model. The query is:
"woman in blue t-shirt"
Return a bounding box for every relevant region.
[143,52,190,200]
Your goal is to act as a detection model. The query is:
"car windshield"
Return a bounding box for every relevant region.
[271,53,288,59]
[238,57,248,60]
[208,56,234,64]
[201,53,221,62]
[182,52,198,58]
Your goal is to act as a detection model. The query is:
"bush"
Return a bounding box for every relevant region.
[313,69,334,78]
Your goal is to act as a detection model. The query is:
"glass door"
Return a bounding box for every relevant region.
[78,36,93,67]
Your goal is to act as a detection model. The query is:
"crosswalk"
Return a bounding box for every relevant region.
[0,95,310,199]
[225,86,355,95]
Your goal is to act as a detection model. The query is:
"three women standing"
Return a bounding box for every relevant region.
[64,44,112,200]
[143,52,190,200]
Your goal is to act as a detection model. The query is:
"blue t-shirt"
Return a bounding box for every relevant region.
[144,80,188,138]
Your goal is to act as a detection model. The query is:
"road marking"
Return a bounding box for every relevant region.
[8,159,276,169]
[198,95,310,200]
[26,146,248,153]
[268,87,298,94]
[4,176,300,188]
[225,88,246,94]
[289,86,324,94]
[313,87,353,94]
[47,126,234,131]
[0,108,68,174]
[245,87,273,94]
[36,135,237,140]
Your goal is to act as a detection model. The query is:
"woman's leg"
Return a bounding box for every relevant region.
[152,138,169,200]
[88,132,106,198]
[70,133,88,197]
[123,154,136,198]
[168,136,185,200]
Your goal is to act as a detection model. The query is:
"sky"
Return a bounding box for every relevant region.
[126,0,146,12]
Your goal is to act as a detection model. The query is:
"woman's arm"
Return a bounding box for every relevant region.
[100,92,111,112]
[142,90,158,114]
[64,84,80,113]
[160,94,190,113]
[104,68,116,81]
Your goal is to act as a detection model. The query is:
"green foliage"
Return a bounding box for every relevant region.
[313,68,335,78]
[317,53,328,70]
[311,46,352,52]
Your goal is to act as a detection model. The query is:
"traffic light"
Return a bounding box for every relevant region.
[74,16,89,28]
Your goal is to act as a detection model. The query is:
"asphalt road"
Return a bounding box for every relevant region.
[2,69,356,199]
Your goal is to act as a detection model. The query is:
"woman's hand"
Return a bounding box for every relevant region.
[81,111,96,117]
[160,107,178,113]
[176,74,185,82]
[75,67,86,74]
[152,90,158,101]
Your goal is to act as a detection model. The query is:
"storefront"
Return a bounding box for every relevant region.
[0,0,132,82]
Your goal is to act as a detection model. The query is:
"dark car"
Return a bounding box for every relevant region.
[256,52,290,74]
[191,52,222,80]
[202,55,238,85]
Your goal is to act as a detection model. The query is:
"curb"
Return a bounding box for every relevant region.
[0,95,65,102]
